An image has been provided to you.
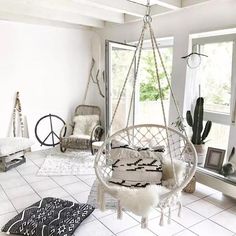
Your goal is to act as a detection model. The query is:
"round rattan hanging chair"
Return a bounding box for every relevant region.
[95,1,197,229]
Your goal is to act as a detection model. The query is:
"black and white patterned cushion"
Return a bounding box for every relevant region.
[109,144,164,188]
[1,197,94,236]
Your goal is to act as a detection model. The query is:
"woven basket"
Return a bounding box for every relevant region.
[183,176,196,193]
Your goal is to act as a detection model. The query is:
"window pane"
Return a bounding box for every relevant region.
[136,47,173,124]
[111,46,135,133]
[204,122,230,150]
[198,42,233,114]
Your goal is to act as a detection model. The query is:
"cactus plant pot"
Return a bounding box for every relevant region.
[194,144,206,164]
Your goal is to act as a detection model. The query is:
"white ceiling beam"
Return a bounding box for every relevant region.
[73,0,147,17]
[0,0,104,28]
[181,0,210,7]
[151,4,174,15]
[33,0,124,24]
[125,5,172,23]
[152,0,181,10]
[0,11,88,29]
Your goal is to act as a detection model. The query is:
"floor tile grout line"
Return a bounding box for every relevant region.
[17,153,89,204]
[113,220,158,236]
[0,183,18,215]
[172,228,198,236]
[49,175,84,203]
[207,218,236,234]
[201,195,235,206]
[0,211,17,217]
[90,213,120,235]
[172,202,235,234]
[170,216,205,233]
[185,201,236,220]
[15,167,46,198]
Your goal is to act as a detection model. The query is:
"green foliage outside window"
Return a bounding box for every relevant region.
[139,49,172,101]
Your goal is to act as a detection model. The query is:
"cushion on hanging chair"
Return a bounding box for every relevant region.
[109,146,163,188]
[162,158,187,188]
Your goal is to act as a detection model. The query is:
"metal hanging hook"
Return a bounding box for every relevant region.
[143,0,152,23]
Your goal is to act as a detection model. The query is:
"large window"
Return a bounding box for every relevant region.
[136,47,173,125]
[106,41,136,134]
[193,35,236,151]
[198,42,233,114]
[105,39,173,134]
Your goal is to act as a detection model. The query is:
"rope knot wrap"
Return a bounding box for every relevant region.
[143,14,152,23]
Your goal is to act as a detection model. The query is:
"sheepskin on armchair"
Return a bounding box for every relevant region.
[60,105,104,153]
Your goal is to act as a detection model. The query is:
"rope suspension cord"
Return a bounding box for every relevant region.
[126,0,151,128]
[106,0,194,188]
[106,23,147,137]
[148,25,188,139]
[148,21,191,177]
[147,21,178,186]
[126,24,146,128]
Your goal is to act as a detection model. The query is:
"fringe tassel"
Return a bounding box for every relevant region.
[141,217,148,229]
[178,201,182,217]
[168,207,172,224]
[159,209,165,226]
[117,200,123,219]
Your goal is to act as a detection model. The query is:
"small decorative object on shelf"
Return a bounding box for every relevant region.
[204,147,225,172]
[221,147,236,176]
[186,97,212,164]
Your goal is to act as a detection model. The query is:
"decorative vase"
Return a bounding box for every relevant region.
[194,144,206,164]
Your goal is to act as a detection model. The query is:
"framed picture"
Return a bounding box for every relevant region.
[204,147,226,172]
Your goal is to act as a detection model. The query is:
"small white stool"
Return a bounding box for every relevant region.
[92,141,104,154]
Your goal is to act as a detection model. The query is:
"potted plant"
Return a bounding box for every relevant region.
[186,97,212,164]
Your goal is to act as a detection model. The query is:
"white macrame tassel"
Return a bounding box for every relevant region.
[159,209,165,226]
[168,207,172,224]
[141,217,148,228]
[178,202,182,217]
[117,200,123,219]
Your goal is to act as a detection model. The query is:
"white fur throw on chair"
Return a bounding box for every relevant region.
[116,185,169,217]
[97,158,186,228]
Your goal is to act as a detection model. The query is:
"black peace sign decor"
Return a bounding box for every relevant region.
[35,114,66,147]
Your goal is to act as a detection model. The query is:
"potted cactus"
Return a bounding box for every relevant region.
[186,97,212,164]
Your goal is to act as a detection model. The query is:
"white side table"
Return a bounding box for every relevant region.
[92,141,104,154]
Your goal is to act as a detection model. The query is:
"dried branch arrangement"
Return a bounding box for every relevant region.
[83,58,105,104]
[13,91,24,137]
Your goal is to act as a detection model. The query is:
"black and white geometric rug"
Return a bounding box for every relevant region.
[2,197,95,236]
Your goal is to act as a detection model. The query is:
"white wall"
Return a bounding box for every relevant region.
[95,0,236,123]
[0,20,103,149]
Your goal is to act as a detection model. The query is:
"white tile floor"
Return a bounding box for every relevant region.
[0,150,236,236]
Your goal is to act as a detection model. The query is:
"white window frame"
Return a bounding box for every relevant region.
[192,34,236,154]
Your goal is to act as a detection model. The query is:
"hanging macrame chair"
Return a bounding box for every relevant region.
[95,1,197,229]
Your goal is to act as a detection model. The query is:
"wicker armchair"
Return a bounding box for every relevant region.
[60,105,104,154]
